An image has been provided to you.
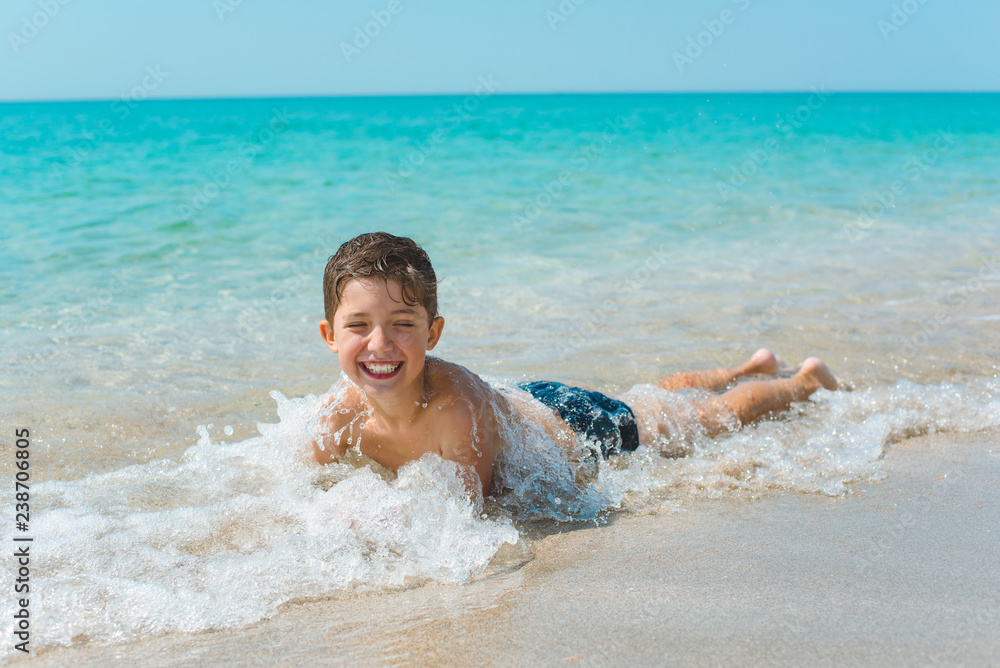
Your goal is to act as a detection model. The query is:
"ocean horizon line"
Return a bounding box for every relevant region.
[2,89,998,105]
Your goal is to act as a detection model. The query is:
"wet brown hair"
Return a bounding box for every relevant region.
[323,232,438,324]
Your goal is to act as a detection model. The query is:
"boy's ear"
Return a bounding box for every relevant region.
[319,320,338,353]
[426,316,444,351]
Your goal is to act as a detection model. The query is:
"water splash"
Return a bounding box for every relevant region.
[3,377,998,656]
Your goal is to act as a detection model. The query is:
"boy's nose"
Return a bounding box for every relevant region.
[367,326,393,353]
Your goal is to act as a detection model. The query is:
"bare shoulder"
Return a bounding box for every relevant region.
[312,381,367,464]
[424,357,503,423]
[423,358,503,492]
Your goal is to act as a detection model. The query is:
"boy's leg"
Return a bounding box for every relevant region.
[696,357,838,435]
[657,348,781,392]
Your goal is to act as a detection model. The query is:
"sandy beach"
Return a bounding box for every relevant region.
[18,429,998,667]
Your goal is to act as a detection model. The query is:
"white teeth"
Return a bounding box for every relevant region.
[363,362,400,375]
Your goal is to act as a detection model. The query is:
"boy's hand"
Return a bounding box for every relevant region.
[311,430,339,465]
[311,384,364,465]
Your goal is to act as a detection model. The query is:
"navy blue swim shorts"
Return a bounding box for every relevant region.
[518,381,641,458]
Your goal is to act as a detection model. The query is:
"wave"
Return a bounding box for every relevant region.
[3,377,998,656]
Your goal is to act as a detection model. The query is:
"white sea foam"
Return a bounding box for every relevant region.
[3,377,999,656]
[1,390,517,655]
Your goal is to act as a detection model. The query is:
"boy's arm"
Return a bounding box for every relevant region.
[437,400,496,499]
[311,427,340,465]
[311,388,359,465]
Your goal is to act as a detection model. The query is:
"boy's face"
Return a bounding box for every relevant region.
[320,277,443,403]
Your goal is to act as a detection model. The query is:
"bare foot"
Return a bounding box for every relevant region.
[797,357,839,391]
[742,348,780,376]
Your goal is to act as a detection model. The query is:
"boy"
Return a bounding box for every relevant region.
[313,232,838,498]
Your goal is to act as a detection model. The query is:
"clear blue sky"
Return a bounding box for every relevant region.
[2,0,998,101]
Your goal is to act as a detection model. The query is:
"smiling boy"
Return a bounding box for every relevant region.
[313,232,838,498]
[314,233,502,496]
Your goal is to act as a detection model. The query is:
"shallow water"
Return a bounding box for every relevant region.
[1,93,999,656]
[4,376,1000,655]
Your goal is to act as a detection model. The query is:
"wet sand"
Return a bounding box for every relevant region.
[20,431,1000,667]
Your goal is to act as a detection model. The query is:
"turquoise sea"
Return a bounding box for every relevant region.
[2,93,999,655]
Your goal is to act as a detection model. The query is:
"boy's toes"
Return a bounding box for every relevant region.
[749,348,780,376]
[800,357,839,391]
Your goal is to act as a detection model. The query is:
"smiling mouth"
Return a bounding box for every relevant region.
[360,361,403,379]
